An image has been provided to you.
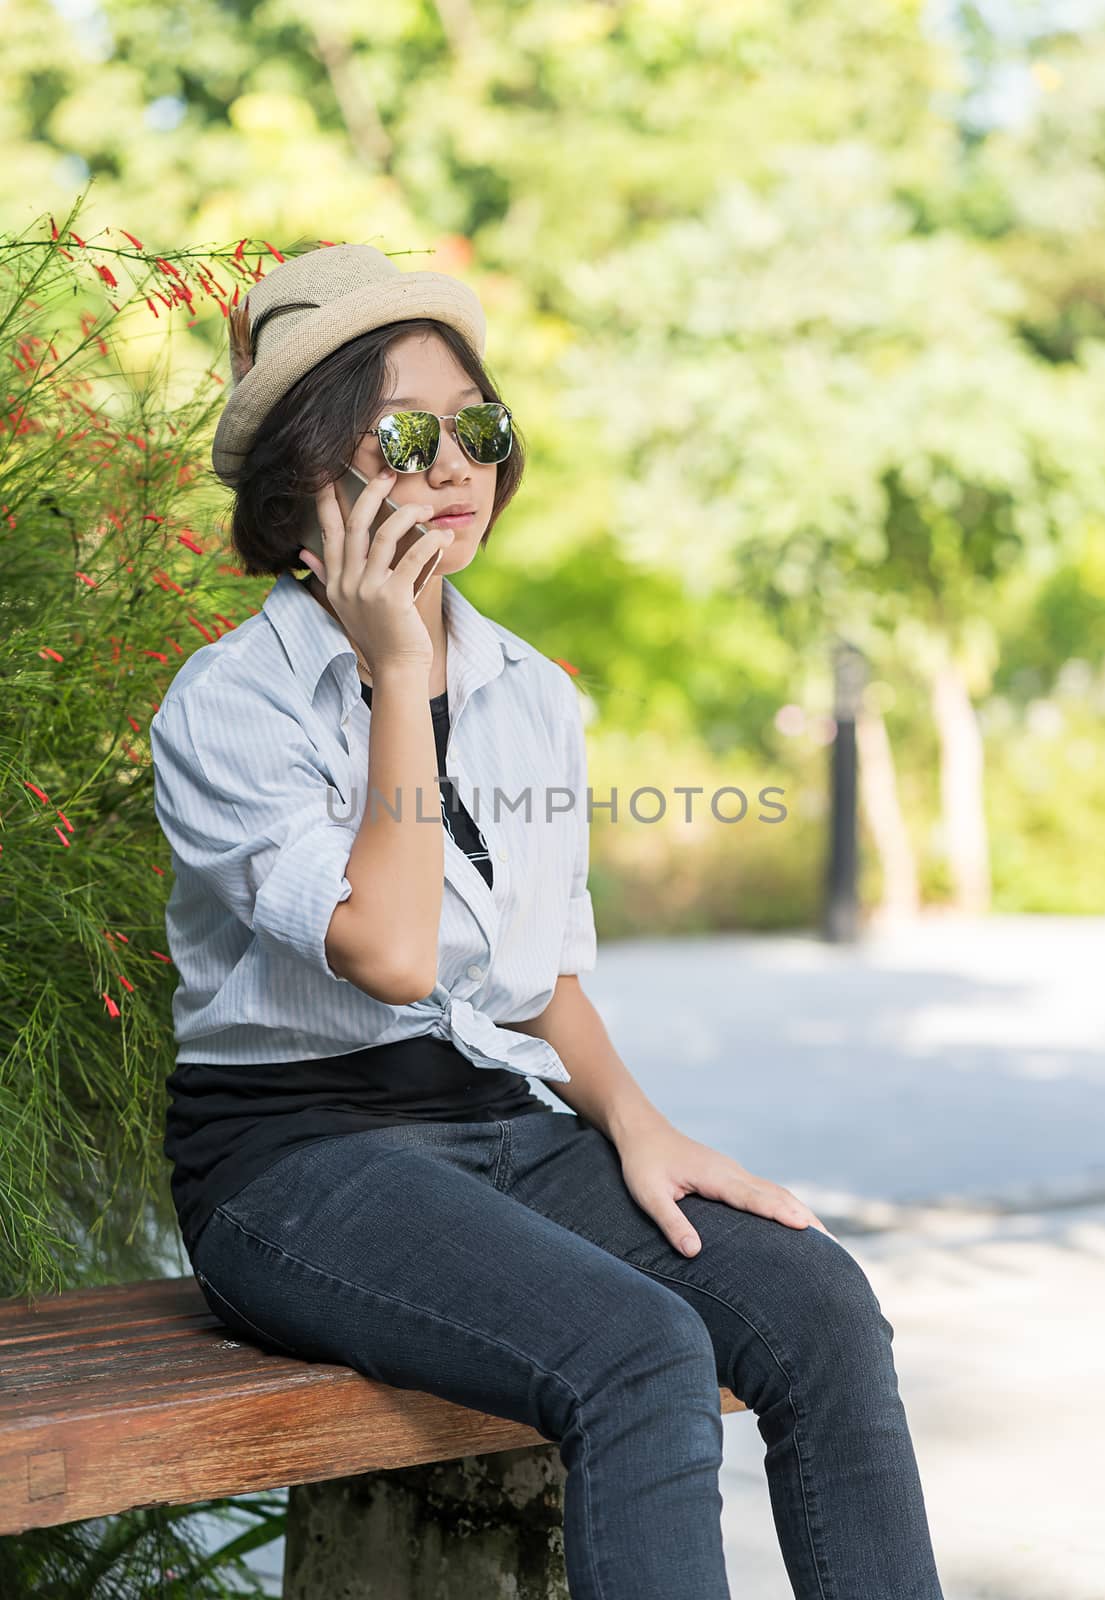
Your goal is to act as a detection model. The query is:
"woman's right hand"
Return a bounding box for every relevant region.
[298,467,455,676]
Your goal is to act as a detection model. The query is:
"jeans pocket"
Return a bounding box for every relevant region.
[194,1264,304,1361]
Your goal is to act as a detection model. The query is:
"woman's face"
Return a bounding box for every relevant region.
[349,330,497,577]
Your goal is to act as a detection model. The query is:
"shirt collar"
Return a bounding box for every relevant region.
[262,571,530,723]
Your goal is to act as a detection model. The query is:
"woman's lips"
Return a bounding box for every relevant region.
[427,511,475,527]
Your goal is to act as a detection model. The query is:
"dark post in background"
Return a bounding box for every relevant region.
[823,639,868,944]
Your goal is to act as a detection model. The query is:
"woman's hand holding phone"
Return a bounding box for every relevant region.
[298,467,455,677]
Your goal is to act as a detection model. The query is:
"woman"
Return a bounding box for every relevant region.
[149,243,946,1599]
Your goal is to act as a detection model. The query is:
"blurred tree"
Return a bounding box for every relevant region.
[1,0,1101,896]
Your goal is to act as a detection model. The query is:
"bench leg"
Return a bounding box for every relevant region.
[282,1444,570,1598]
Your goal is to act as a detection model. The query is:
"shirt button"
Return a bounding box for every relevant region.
[497,849,508,862]
[467,964,484,981]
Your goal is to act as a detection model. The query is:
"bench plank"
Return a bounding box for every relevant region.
[0,1276,745,1534]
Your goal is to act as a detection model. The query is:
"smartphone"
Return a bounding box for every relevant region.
[298,464,443,600]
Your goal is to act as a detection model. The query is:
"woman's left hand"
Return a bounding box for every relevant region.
[617,1120,836,1257]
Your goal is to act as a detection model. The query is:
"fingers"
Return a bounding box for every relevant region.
[759,1194,833,1234]
[647,1174,837,1259]
[314,467,396,587]
[312,481,346,585]
[351,474,406,579]
[761,1188,816,1230]
[394,524,454,580]
[364,498,434,581]
[651,1198,702,1258]
[298,548,323,583]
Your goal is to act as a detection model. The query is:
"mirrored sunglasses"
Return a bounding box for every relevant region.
[366,402,513,473]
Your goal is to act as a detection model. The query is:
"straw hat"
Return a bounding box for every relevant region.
[211,242,487,486]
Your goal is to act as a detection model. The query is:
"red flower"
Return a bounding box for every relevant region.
[117,974,135,993]
[197,263,228,297]
[39,648,64,662]
[102,994,121,1018]
[118,229,145,250]
[53,825,70,848]
[24,781,50,805]
[149,950,172,963]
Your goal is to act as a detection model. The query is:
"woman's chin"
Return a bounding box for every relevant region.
[434,532,480,572]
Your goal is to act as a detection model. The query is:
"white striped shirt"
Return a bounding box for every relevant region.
[148,571,597,1082]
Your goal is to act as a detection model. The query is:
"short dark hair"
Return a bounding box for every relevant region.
[220,318,526,578]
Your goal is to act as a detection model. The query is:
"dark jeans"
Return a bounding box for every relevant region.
[191,1108,946,1600]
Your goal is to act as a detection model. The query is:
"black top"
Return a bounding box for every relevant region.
[398,681,495,883]
[164,681,552,1262]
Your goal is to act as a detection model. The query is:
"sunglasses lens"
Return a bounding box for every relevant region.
[456,403,513,464]
[376,412,440,473]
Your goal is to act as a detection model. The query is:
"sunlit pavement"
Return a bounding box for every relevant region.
[562,913,1105,1600]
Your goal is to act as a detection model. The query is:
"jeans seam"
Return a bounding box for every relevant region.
[195,1269,302,1359]
[206,1204,609,1600]
[492,1117,513,1191]
[626,1255,831,1600]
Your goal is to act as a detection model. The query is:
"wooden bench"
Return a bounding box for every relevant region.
[1,1276,746,1596]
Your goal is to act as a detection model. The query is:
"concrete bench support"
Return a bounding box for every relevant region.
[283,1446,570,1598]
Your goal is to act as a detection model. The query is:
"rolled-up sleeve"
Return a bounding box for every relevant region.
[149,685,356,982]
[555,673,598,975]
